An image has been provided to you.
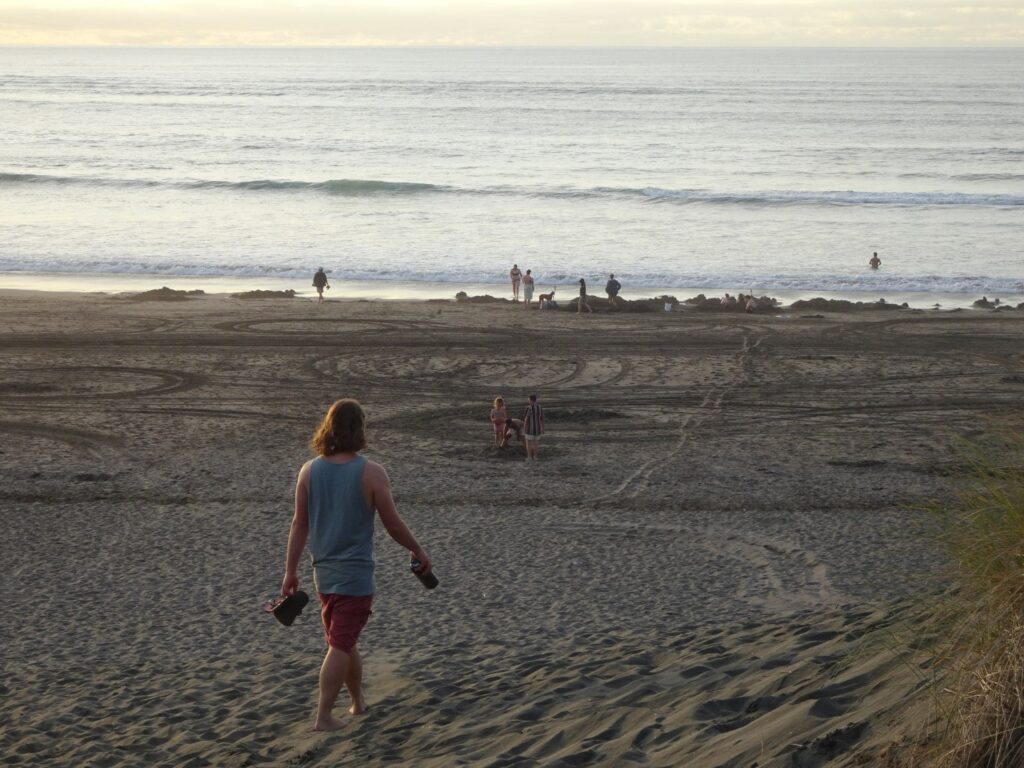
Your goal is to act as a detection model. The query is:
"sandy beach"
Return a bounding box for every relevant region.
[2,289,1022,766]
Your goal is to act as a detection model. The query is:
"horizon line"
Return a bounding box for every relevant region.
[3,43,1023,49]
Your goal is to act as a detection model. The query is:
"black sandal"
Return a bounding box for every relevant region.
[263,590,310,626]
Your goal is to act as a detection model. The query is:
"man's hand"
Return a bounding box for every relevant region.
[281,572,299,596]
[411,549,432,575]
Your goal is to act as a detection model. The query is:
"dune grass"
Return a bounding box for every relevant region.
[926,429,1024,766]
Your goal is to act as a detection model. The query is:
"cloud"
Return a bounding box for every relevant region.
[0,0,1022,45]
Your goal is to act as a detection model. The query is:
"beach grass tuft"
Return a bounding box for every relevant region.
[927,428,1024,766]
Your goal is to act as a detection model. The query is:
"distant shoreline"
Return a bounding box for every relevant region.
[2,271,1019,310]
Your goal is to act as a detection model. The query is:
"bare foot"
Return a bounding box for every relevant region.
[348,698,367,716]
[313,714,345,732]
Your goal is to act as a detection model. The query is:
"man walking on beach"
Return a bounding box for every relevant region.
[313,268,330,304]
[510,264,523,302]
[523,394,544,461]
[605,273,621,310]
[281,398,433,731]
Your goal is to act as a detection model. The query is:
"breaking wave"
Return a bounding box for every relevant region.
[3,173,1022,207]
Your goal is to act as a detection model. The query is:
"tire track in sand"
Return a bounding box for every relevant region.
[586,334,763,504]
[0,420,123,457]
[581,334,845,609]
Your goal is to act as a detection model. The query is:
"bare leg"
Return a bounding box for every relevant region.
[314,647,349,731]
[345,646,366,715]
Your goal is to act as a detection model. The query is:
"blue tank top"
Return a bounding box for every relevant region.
[307,455,375,596]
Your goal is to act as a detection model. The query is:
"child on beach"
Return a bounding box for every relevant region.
[490,396,508,446]
[502,417,524,449]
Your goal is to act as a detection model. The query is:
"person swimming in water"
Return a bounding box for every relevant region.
[869,252,881,270]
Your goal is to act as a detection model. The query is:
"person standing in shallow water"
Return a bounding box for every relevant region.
[281,398,433,731]
[509,264,523,302]
[869,252,881,270]
[313,268,330,303]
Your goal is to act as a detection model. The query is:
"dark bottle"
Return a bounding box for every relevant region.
[411,559,439,590]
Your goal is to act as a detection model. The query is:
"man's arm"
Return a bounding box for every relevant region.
[365,461,432,574]
[281,461,311,595]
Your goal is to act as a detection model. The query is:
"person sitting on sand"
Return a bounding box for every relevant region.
[490,396,508,446]
[522,270,535,309]
[281,398,433,731]
[510,264,522,302]
[577,278,593,314]
[313,268,330,304]
[605,274,622,310]
[869,252,881,270]
[721,293,735,308]
[502,417,524,448]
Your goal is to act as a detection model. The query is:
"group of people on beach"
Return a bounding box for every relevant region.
[280,247,898,732]
[314,253,881,310]
[489,394,545,461]
[719,292,759,312]
[510,264,622,314]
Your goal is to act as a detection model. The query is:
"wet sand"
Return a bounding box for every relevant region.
[1,290,1021,766]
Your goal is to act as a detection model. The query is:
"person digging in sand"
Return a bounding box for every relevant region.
[281,398,433,731]
[502,417,525,450]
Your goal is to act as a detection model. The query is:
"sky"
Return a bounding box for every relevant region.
[0,0,1022,46]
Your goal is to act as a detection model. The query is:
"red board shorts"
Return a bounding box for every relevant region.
[318,593,374,653]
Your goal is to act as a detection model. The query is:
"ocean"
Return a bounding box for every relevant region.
[2,46,1022,304]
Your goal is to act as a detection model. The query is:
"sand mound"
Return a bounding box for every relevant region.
[684,293,780,312]
[124,287,205,302]
[790,297,908,312]
[455,292,511,304]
